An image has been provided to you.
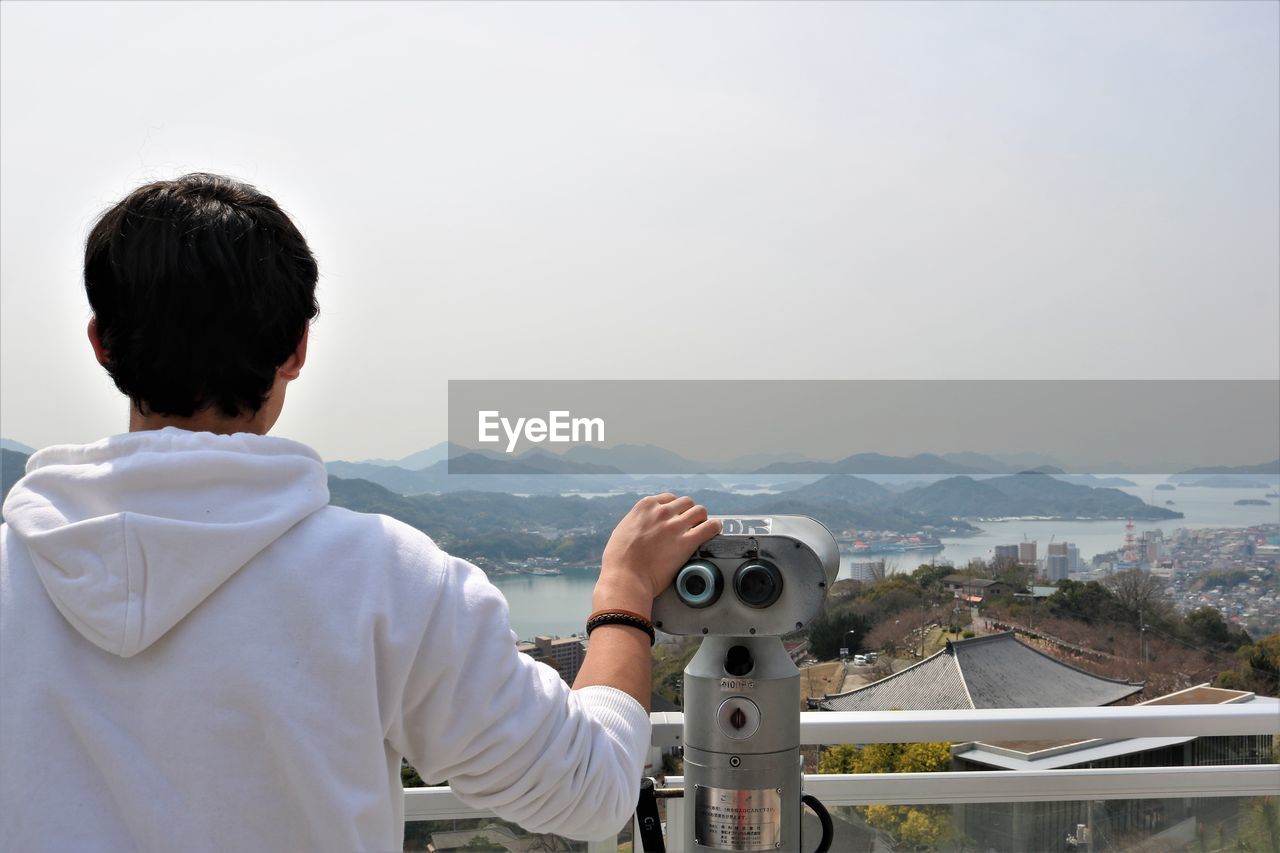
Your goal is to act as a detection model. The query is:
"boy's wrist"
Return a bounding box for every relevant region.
[592,572,654,618]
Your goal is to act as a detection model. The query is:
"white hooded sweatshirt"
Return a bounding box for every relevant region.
[0,428,649,851]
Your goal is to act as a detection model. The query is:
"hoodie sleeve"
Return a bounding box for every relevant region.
[385,552,650,841]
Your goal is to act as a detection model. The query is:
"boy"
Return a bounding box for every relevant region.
[0,173,718,850]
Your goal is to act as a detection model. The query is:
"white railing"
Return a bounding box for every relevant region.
[403,704,1280,851]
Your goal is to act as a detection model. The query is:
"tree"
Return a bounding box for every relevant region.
[401,760,426,788]
[911,563,954,590]
[1046,579,1121,624]
[807,610,871,660]
[898,741,952,773]
[818,740,953,849]
[1216,633,1280,696]
[864,619,902,657]
[991,562,1033,594]
[900,808,948,847]
[1237,796,1280,853]
[1104,568,1172,625]
[818,744,860,773]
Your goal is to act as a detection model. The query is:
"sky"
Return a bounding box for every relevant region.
[1,1,1277,462]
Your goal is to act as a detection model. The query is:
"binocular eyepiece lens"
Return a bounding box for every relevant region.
[675,560,722,609]
[733,559,783,609]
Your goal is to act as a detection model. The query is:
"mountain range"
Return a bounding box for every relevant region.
[1169,459,1280,486]
[345,443,1084,477]
[0,442,1181,540]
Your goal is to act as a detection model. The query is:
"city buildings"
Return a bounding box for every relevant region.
[940,575,1014,603]
[515,635,586,684]
[993,544,1020,568]
[1046,554,1069,581]
[846,559,886,583]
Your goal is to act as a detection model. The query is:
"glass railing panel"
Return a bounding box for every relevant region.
[404,818,592,852]
[827,795,1279,853]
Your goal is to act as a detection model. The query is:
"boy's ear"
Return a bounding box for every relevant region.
[87,317,109,366]
[278,324,309,381]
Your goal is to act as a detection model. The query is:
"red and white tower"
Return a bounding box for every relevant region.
[1122,518,1139,565]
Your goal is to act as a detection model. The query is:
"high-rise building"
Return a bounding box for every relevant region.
[1019,541,1037,566]
[994,545,1019,567]
[848,560,886,583]
[517,635,587,684]
[1141,529,1165,565]
[1066,544,1080,574]
[1047,554,1069,581]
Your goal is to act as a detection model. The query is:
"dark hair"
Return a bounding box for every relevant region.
[84,173,319,418]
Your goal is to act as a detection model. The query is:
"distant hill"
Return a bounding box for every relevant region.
[1176,459,1280,477]
[1169,459,1280,484]
[0,438,36,455]
[778,474,893,504]
[357,441,452,470]
[895,475,1013,517]
[326,451,632,495]
[722,451,823,471]
[631,474,724,492]
[1180,476,1273,489]
[325,450,1181,522]
[446,451,622,476]
[1,449,32,520]
[1053,474,1138,488]
[324,472,981,558]
[754,452,988,476]
[895,471,1181,520]
[561,443,712,474]
[326,474,438,530]
[941,451,1081,472]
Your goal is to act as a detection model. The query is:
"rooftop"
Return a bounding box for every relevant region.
[942,574,1001,587]
[954,684,1277,770]
[816,631,1143,712]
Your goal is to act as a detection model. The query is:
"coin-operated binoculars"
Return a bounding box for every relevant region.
[643,516,839,853]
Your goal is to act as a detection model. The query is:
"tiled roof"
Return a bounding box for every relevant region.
[819,650,974,712]
[818,632,1143,712]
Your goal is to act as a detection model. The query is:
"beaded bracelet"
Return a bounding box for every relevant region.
[586,608,656,646]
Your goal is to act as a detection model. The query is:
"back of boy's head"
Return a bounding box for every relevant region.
[84,173,319,418]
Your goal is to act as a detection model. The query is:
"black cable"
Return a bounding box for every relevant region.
[802,793,833,853]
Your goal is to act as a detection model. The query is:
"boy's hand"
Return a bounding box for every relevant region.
[593,494,721,617]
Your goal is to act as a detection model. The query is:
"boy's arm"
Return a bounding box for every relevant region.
[572,494,720,708]
[390,494,717,840]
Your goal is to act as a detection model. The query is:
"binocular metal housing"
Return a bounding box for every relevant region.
[652,515,840,638]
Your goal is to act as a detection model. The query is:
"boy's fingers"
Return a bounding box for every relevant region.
[685,517,721,544]
[679,504,709,526]
[664,496,695,515]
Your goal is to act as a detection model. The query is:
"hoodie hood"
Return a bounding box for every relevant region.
[3,428,329,657]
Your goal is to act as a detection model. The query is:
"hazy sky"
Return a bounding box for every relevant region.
[2,1,1277,461]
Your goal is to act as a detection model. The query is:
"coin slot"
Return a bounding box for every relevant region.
[724,644,755,677]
